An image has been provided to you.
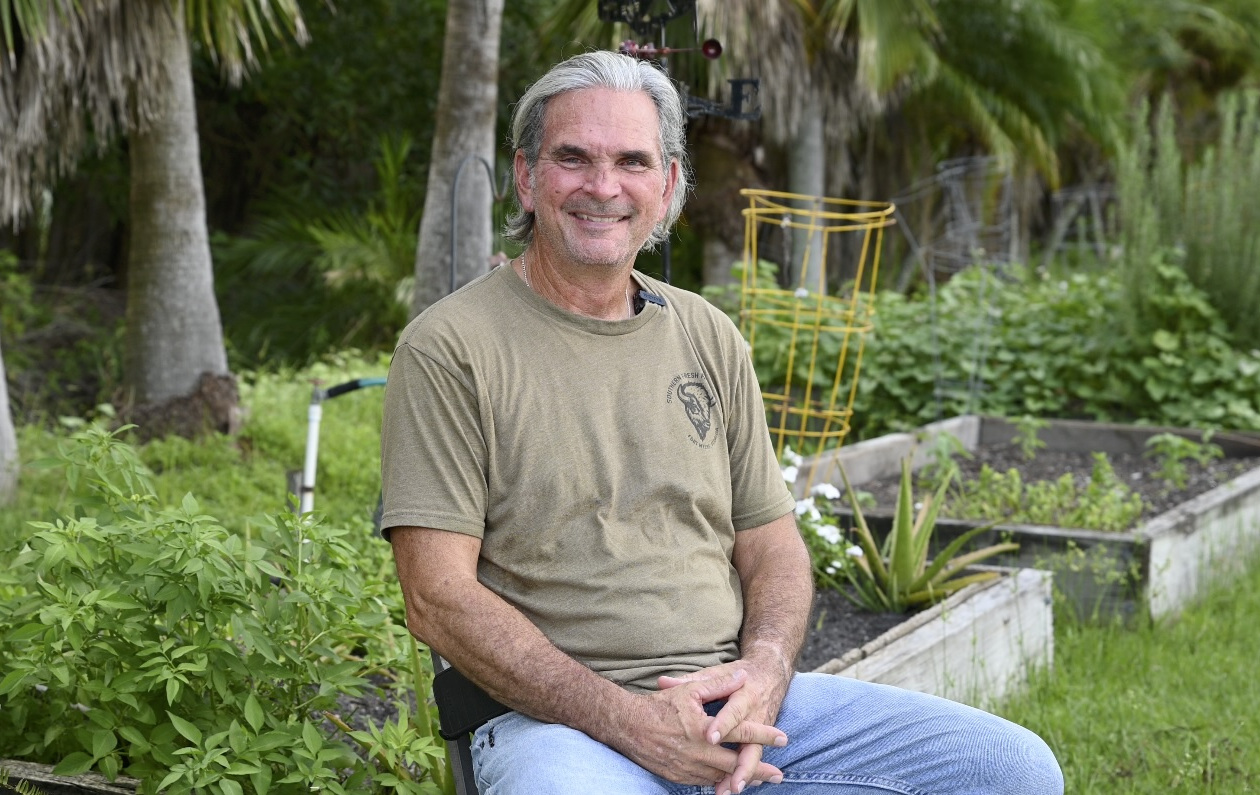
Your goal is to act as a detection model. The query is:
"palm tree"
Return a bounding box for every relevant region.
[696,0,1120,288]
[1,0,306,417]
[411,0,505,317]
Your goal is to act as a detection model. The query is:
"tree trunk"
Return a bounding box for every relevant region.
[0,335,17,505]
[687,126,767,287]
[411,0,505,317]
[788,101,826,293]
[122,0,229,405]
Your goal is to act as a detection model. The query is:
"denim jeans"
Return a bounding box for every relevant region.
[470,672,1063,794]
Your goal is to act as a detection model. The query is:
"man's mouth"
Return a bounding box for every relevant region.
[572,212,627,225]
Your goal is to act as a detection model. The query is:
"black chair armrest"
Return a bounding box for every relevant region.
[433,664,512,740]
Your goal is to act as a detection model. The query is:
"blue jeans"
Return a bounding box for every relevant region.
[470,673,1063,794]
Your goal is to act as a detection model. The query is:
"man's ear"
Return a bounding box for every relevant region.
[657,159,680,221]
[514,150,535,213]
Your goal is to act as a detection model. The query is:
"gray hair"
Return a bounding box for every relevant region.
[503,50,692,251]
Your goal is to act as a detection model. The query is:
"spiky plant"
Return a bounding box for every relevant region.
[836,457,1018,613]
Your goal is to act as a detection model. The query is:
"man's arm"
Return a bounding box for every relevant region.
[659,510,813,794]
[390,526,789,786]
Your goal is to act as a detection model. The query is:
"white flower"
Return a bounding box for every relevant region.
[795,497,820,521]
[825,562,839,575]
[783,446,803,467]
[913,501,923,511]
[782,465,799,484]
[846,545,864,558]
[794,287,810,299]
[816,523,841,545]
[811,482,841,500]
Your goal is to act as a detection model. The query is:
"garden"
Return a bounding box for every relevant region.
[4,1,1260,794]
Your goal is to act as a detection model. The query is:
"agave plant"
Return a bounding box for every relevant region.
[836,458,1019,613]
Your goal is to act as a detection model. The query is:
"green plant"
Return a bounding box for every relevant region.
[1116,90,1260,346]
[945,453,1145,532]
[0,765,49,795]
[835,458,1018,613]
[1144,431,1224,490]
[918,431,973,490]
[1011,415,1049,460]
[213,135,419,370]
[0,423,448,793]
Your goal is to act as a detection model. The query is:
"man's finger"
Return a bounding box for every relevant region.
[681,667,748,705]
[719,743,764,795]
[717,718,787,748]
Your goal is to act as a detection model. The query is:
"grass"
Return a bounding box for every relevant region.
[0,350,390,551]
[999,559,1260,793]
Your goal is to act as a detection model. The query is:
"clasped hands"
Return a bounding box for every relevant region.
[620,652,792,795]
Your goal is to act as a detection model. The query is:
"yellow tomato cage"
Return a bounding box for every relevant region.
[738,189,896,461]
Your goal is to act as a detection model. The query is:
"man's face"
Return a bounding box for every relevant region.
[516,87,678,270]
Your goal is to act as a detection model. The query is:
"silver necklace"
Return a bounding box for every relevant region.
[520,249,635,318]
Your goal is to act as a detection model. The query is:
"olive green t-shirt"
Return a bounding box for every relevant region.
[380,265,794,692]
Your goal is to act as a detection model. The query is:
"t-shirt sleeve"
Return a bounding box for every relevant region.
[720,320,795,531]
[379,339,488,540]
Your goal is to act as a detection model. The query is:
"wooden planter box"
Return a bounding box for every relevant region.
[796,415,1260,620]
[0,759,137,795]
[811,568,1053,708]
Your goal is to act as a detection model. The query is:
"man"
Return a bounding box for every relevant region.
[382,50,1063,794]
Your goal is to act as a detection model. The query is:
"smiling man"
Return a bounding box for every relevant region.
[381,51,1064,795]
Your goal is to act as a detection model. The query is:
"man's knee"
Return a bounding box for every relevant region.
[969,717,1064,795]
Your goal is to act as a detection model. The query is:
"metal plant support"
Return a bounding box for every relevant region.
[738,189,895,468]
[891,156,1017,419]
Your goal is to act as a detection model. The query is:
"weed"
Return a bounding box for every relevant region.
[1144,432,1224,491]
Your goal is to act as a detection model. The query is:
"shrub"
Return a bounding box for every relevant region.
[1116,90,1260,346]
[0,424,449,794]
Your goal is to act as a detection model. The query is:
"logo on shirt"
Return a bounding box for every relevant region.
[666,373,716,448]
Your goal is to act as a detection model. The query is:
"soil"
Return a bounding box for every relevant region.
[798,588,908,672]
[855,442,1260,522]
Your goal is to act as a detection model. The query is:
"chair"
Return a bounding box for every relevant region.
[430,650,511,795]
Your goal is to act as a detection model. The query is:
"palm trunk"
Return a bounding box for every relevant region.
[788,100,826,293]
[123,0,229,405]
[411,0,504,317]
[0,336,17,504]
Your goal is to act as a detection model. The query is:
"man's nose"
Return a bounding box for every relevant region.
[583,163,622,200]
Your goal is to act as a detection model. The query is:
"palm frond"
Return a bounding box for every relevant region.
[0,0,307,227]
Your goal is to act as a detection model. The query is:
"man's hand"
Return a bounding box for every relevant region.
[614,667,787,787]
[658,643,795,794]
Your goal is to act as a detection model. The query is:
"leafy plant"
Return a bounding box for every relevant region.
[1144,432,1224,490]
[0,764,49,795]
[0,423,449,793]
[835,459,1019,613]
[1116,90,1260,346]
[918,431,973,490]
[943,452,1145,532]
[213,135,419,369]
[1011,415,1049,460]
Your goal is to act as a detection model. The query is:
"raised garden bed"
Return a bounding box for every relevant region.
[795,415,1260,620]
[0,759,137,795]
[800,568,1053,708]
